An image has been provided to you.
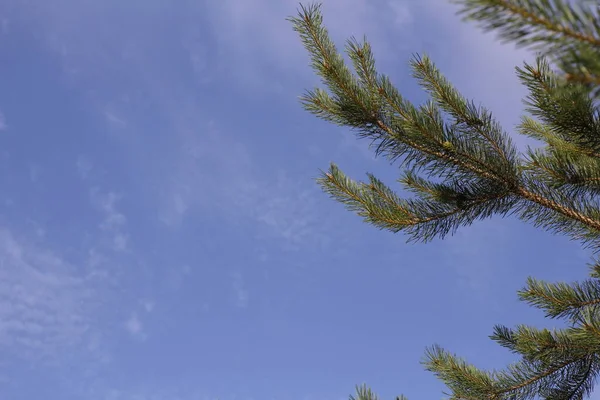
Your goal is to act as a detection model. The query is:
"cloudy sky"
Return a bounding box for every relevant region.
[0,0,596,399]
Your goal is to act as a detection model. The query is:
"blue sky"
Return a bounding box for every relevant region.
[0,0,596,399]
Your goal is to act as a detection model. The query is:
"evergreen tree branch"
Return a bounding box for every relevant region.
[492,324,600,361]
[291,3,520,184]
[410,54,518,172]
[516,57,600,156]
[557,355,596,400]
[428,324,600,399]
[453,0,600,47]
[566,72,600,87]
[423,345,498,399]
[453,0,600,99]
[514,181,600,247]
[291,3,600,246]
[519,277,600,321]
[525,148,600,197]
[518,116,600,159]
[350,385,379,400]
[349,385,408,400]
[318,165,517,241]
[290,3,600,398]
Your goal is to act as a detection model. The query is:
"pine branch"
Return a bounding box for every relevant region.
[525,147,600,197]
[289,3,600,399]
[426,338,598,399]
[519,277,600,321]
[350,385,380,400]
[518,116,599,159]
[453,0,600,48]
[514,180,600,248]
[452,0,600,98]
[291,3,600,248]
[491,325,598,361]
[423,345,499,399]
[497,355,595,399]
[516,57,600,156]
[318,165,517,242]
[411,54,519,175]
[554,355,596,400]
[290,4,519,183]
[350,385,408,400]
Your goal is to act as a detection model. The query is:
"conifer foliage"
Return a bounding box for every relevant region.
[288,1,600,398]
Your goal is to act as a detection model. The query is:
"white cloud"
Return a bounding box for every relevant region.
[201,0,414,89]
[104,109,126,127]
[159,120,334,251]
[125,313,142,336]
[250,170,331,250]
[84,385,222,400]
[112,232,128,252]
[388,1,412,26]
[443,221,507,293]
[91,189,129,252]
[0,111,6,131]
[77,155,93,180]
[95,191,126,230]
[3,0,393,254]
[29,164,40,183]
[0,18,8,35]
[164,264,192,292]
[0,228,106,363]
[140,299,154,313]
[231,271,249,309]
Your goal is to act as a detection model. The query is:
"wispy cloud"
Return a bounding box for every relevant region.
[160,120,334,252]
[387,0,413,26]
[125,313,143,337]
[163,265,192,292]
[0,18,8,35]
[140,299,155,313]
[201,0,414,89]
[7,0,380,255]
[91,189,129,252]
[0,228,105,363]
[86,385,222,400]
[441,220,510,293]
[231,271,249,309]
[77,155,94,180]
[28,163,40,183]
